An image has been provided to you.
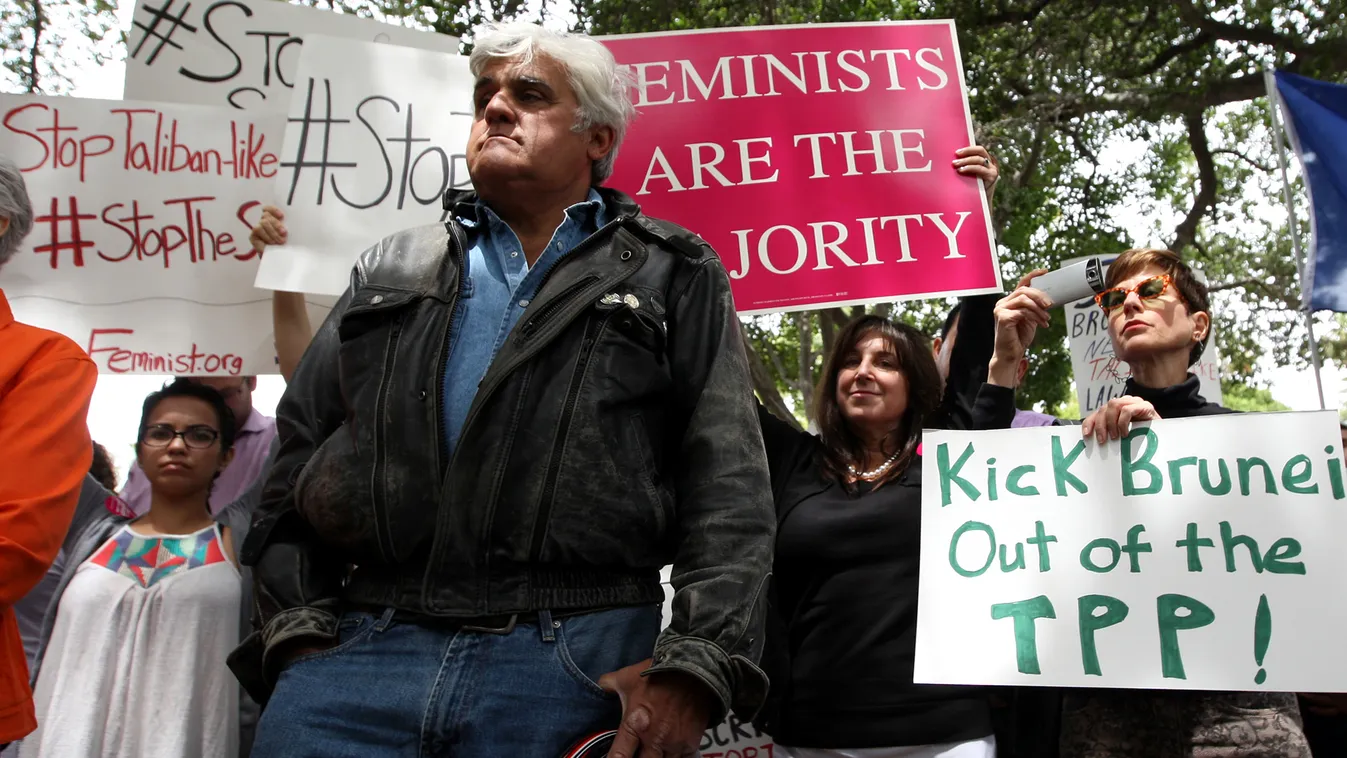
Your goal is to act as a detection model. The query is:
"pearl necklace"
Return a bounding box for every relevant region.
[847,450,901,481]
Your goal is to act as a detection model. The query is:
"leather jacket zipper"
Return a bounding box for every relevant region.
[372,317,405,562]
[434,222,469,478]
[529,314,605,563]
[517,274,600,339]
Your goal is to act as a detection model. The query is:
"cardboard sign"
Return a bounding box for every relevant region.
[602,22,1002,314]
[0,93,328,375]
[123,0,459,110]
[916,412,1347,691]
[253,36,474,295]
[1064,254,1222,413]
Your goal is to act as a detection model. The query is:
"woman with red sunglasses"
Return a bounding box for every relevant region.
[1061,247,1310,757]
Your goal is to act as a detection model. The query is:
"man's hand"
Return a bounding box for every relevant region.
[598,658,714,758]
[273,638,333,671]
[250,205,288,254]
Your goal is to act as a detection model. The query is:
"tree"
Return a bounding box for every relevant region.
[1219,380,1291,412]
[1,0,117,94]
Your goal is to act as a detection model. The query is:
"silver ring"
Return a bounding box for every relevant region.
[982,158,990,168]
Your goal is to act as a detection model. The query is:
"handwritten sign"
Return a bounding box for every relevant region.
[123,0,459,111]
[253,36,474,295]
[0,93,329,375]
[915,413,1347,691]
[602,22,1002,315]
[1065,255,1222,413]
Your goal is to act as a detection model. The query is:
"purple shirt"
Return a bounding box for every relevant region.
[1012,409,1057,428]
[120,407,277,516]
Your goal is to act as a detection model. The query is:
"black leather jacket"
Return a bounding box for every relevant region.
[228,188,774,723]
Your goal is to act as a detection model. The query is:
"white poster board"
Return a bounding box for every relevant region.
[254,36,474,295]
[1065,254,1222,413]
[123,0,459,110]
[0,94,328,375]
[915,412,1347,691]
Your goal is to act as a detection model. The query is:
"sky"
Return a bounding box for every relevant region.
[49,1,1347,486]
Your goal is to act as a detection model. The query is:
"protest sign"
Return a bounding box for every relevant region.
[123,0,459,111]
[701,718,776,758]
[602,22,1002,315]
[253,36,474,295]
[915,412,1347,691]
[0,93,328,375]
[1064,254,1222,413]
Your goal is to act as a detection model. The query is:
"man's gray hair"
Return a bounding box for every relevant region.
[0,157,34,269]
[469,22,635,185]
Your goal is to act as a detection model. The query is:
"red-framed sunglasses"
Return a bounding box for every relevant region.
[1094,274,1180,313]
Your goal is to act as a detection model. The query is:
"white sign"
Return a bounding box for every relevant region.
[123,0,459,111]
[916,412,1347,691]
[255,36,474,295]
[1065,255,1222,414]
[0,93,328,375]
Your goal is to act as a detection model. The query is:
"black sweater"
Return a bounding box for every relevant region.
[1122,374,1232,419]
[752,294,1014,748]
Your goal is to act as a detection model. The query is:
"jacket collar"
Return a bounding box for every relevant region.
[0,289,13,329]
[443,185,641,220]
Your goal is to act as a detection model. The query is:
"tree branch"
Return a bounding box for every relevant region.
[1171,110,1217,254]
[742,328,801,432]
[1174,0,1309,56]
[26,0,44,94]
[1211,147,1273,173]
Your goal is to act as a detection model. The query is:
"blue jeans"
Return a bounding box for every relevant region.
[250,605,662,757]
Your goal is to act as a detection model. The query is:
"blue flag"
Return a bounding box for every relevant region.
[1275,71,1347,312]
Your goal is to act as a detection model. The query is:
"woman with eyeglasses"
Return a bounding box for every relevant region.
[1055,247,1310,757]
[20,379,258,758]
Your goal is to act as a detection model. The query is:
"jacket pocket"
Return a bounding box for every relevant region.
[626,412,674,537]
[294,426,383,563]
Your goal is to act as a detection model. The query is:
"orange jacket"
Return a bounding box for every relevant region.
[0,289,96,744]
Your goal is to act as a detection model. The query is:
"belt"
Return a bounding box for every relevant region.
[348,605,601,635]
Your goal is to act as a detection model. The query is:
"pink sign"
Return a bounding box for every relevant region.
[602,22,1002,315]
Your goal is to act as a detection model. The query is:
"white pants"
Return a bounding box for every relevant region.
[776,736,996,758]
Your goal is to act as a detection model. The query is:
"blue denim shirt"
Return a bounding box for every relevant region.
[441,189,611,455]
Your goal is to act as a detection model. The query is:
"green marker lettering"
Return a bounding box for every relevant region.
[1052,436,1088,496]
[991,595,1056,675]
[1175,522,1214,572]
[1281,454,1317,495]
[1080,537,1121,573]
[938,442,979,506]
[1265,538,1306,575]
[1026,520,1057,572]
[1167,456,1198,495]
[1199,458,1232,496]
[949,520,995,577]
[1007,465,1039,496]
[1078,594,1129,676]
[1220,521,1263,573]
[1237,457,1277,496]
[1157,593,1216,679]
[1121,428,1162,496]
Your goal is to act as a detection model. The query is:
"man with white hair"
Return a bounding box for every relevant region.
[230,21,775,757]
[0,157,97,751]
